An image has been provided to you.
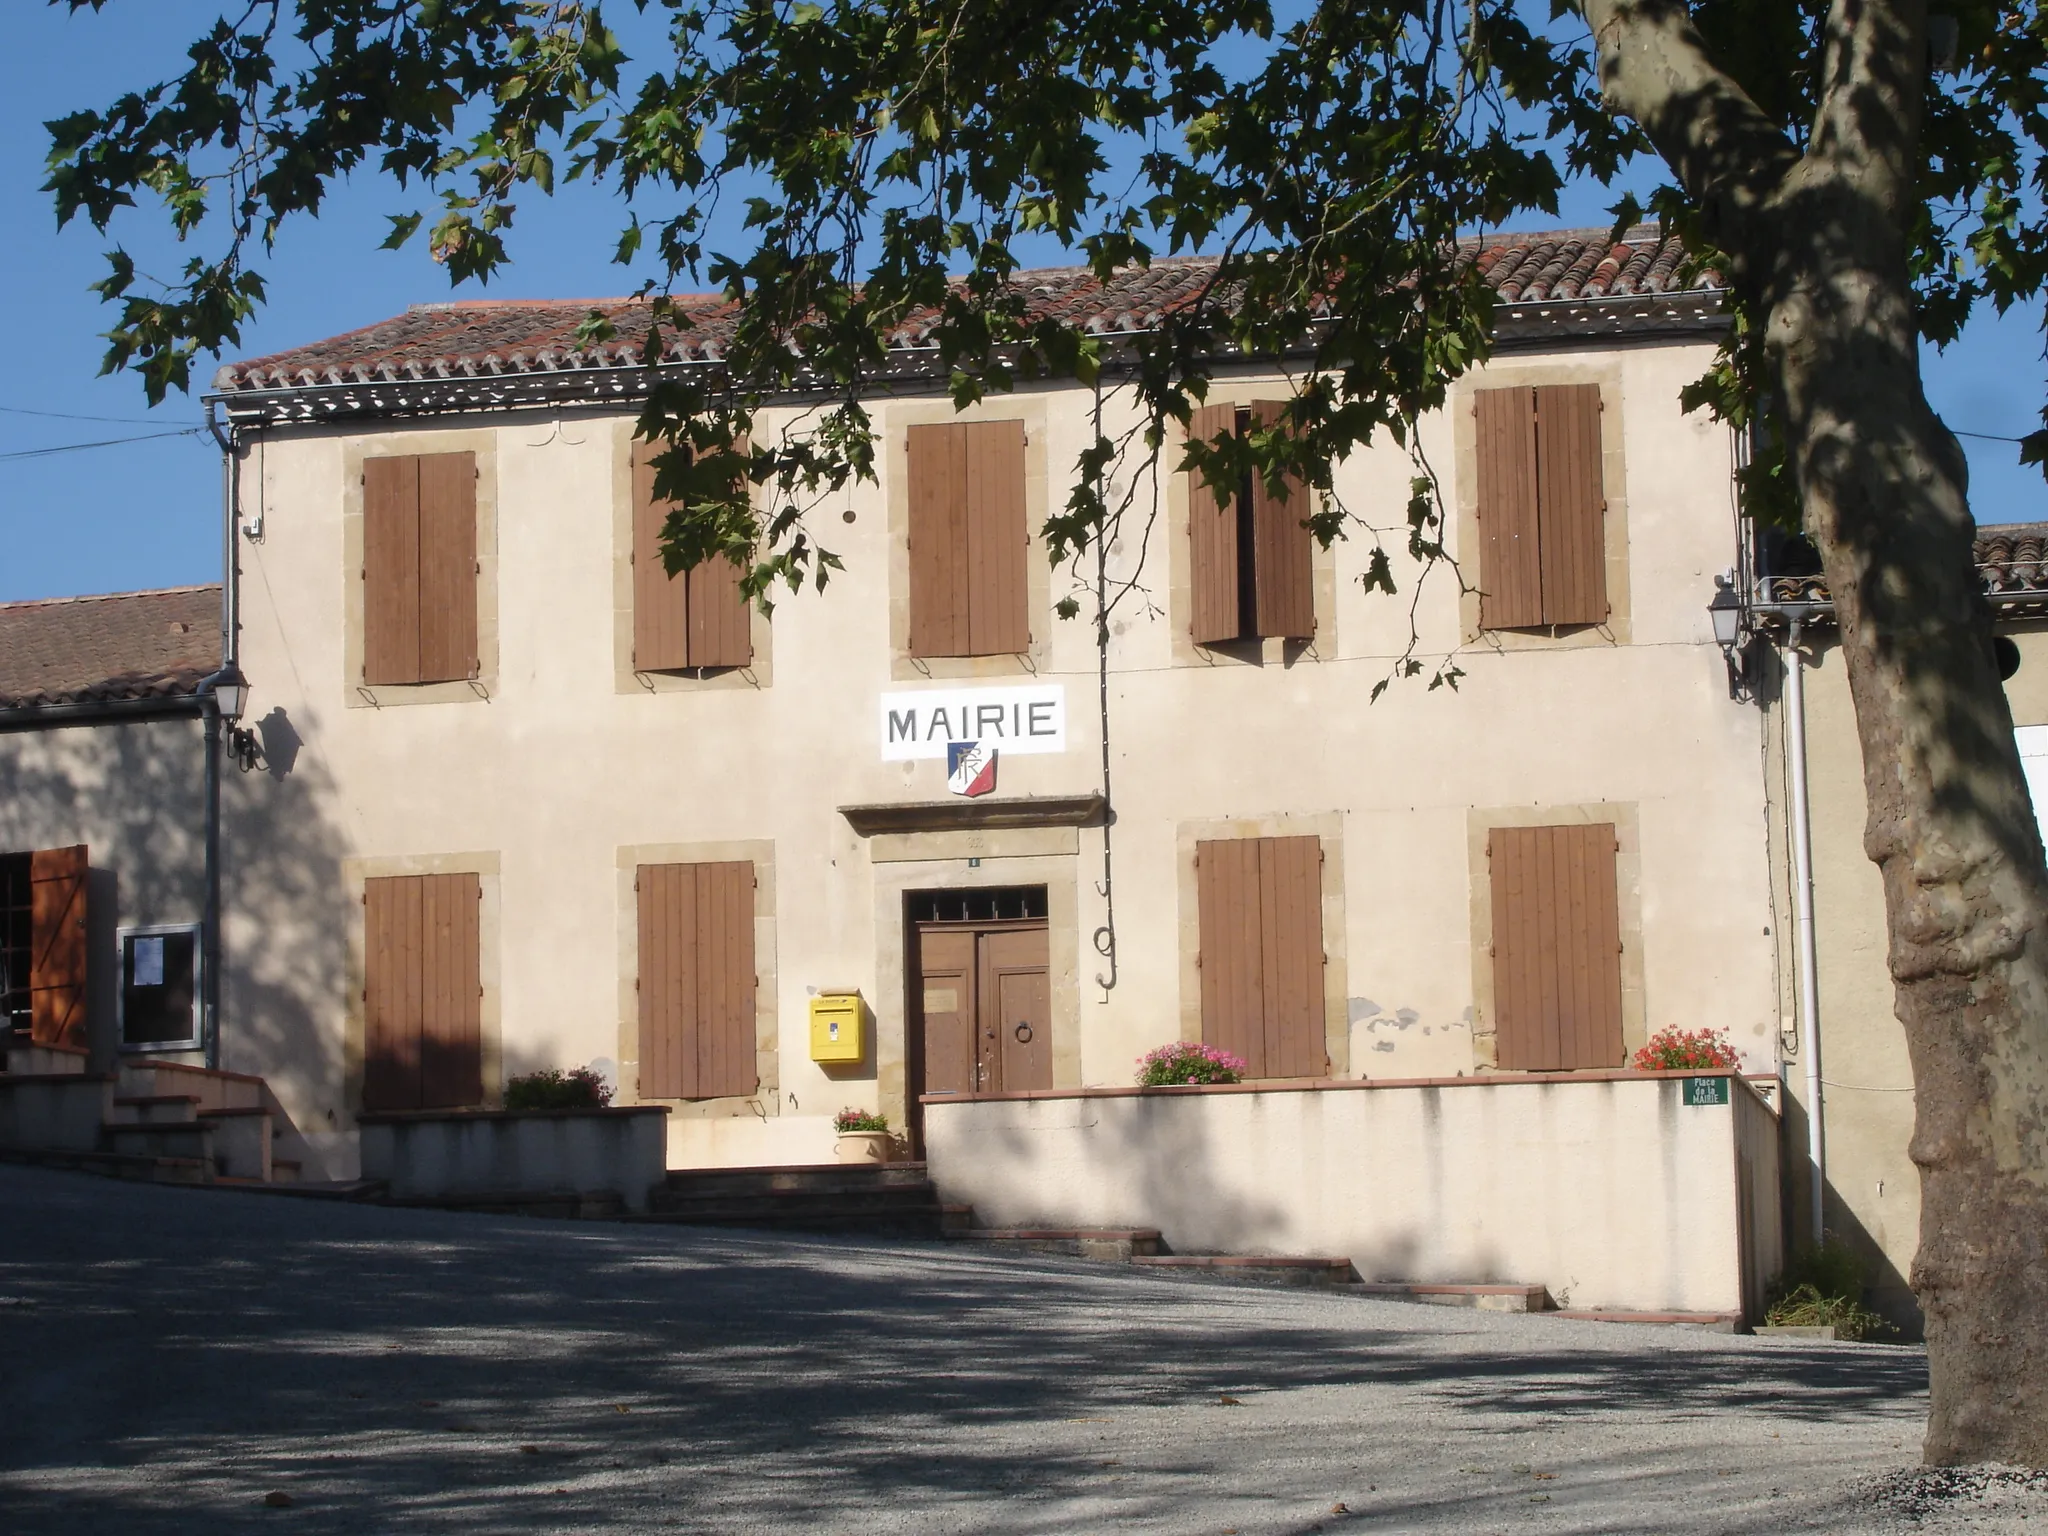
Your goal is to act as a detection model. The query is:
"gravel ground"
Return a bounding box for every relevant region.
[0,1162,2038,1535]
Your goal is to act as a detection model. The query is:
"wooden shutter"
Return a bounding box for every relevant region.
[1533,384,1609,626]
[1256,835,1325,1077]
[416,453,478,682]
[364,452,476,684]
[1197,836,1325,1079]
[1488,824,1625,1071]
[1249,401,1316,640]
[632,443,692,671]
[1474,387,1544,630]
[363,456,423,684]
[363,872,482,1111]
[1186,403,1241,644]
[908,420,1029,658]
[638,861,757,1101]
[908,424,970,658]
[28,844,88,1049]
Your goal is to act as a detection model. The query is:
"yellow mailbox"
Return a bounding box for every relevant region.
[809,991,866,1064]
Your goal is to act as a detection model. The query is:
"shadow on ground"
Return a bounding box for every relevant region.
[0,1165,1929,1534]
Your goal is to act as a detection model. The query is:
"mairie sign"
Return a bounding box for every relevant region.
[879,685,1066,761]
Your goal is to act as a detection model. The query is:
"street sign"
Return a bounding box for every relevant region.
[1682,1075,1732,1107]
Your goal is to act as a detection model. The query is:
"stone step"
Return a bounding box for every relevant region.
[115,1060,265,1113]
[198,1107,273,1182]
[103,1121,216,1165]
[108,1094,203,1126]
[3,1041,90,1076]
[947,1228,1163,1262]
[662,1161,933,1198]
[1131,1255,1358,1288]
[1548,1309,1743,1333]
[640,1177,952,1238]
[1346,1282,1552,1313]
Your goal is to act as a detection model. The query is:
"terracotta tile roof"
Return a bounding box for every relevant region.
[0,586,221,710]
[1757,522,2048,615]
[215,225,1721,393]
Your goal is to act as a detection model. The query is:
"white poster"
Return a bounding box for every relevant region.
[132,936,166,988]
[879,684,1066,761]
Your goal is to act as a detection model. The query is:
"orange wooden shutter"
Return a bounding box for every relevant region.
[1197,838,1264,1075]
[638,861,757,1100]
[362,456,423,684]
[908,424,969,657]
[28,844,88,1049]
[1474,387,1544,630]
[363,873,482,1110]
[1489,824,1624,1071]
[1186,403,1241,644]
[1533,384,1609,626]
[631,442,692,671]
[1249,401,1316,640]
[415,452,478,682]
[1256,835,1325,1077]
[964,419,1029,655]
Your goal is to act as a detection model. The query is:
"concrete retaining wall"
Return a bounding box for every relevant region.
[924,1071,1781,1317]
[358,1106,670,1212]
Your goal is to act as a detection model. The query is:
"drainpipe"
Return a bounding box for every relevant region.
[201,402,241,1071]
[1090,375,1118,998]
[1783,618,1825,1246]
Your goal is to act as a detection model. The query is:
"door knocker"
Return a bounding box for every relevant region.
[1013,1022,1034,1044]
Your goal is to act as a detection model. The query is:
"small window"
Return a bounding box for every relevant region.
[1187,403,1315,645]
[120,924,201,1050]
[0,853,31,1036]
[362,452,479,685]
[908,887,1048,925]
[631,440,753,671]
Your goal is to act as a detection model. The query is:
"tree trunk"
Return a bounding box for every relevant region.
[1768,191,2048,1466]
[1583,0,2048,1465]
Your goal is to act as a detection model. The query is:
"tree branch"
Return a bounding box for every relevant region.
[1576,0,1800,277]
[1809,0,1928,222]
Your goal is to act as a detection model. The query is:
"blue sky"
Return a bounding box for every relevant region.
[4,2,2045,603]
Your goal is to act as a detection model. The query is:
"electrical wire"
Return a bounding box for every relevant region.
[0,428,204,461]
[0,403,177,426]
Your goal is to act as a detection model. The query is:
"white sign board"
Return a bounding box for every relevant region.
[2017,725,2048,850]
[880,685,1066,760]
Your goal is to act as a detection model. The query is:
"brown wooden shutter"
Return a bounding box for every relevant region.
[1256,835,1325,1077]
[1187,403,1241,644]
[638,861,757,1101]
[418,872,483,1107]
[28,844,88,1049]
[1474,387,1544,630]
[908,423,970,658]
[908,420,1028,658]
[1488,824,1624,1071]
[416,453,479,682]
[1533,383,1608,625]
[631,442,692,671]
[1198,836,1325,1079]
[1249,401,1316,640]
[686,435,754,669]
[363,456,423,684]
[1197,838,1264,1074]
[362,872,482,1111]
[964,419,1029,655]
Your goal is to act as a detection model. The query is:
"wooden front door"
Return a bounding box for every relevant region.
[915,919,1051,1097]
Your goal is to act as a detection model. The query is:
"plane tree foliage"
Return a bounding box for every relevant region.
[44,0,2048,1465]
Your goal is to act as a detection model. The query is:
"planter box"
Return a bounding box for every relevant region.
[358,1106,670,1213]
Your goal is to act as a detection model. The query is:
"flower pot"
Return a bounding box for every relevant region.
[834,1130,893,1165]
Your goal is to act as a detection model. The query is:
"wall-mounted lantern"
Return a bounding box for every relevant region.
[1708,578,1748,699]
